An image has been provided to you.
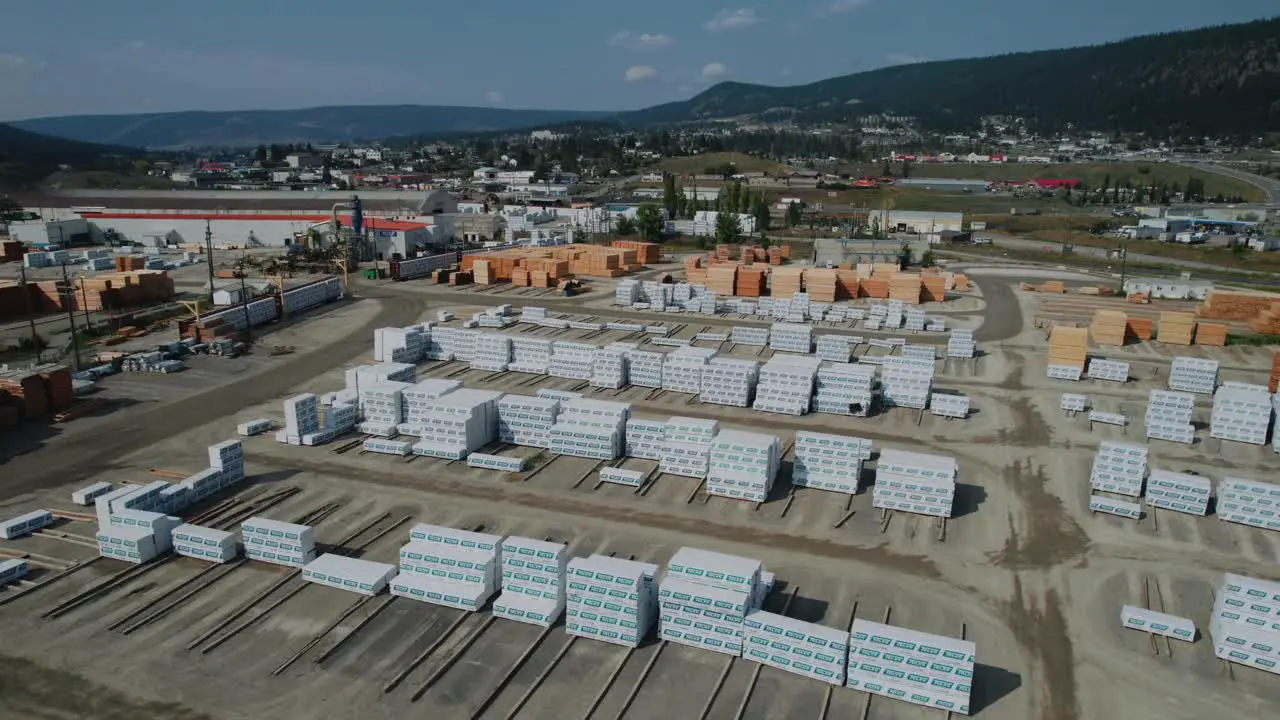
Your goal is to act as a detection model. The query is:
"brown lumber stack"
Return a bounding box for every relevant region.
[1194,323,1228,347]
[921,276,947,303]
[473,259,494,285]
[767,247,784,265]
[1039,280,1066,293]
[889,273,922,305]
[804,269,838,303]
[954,274,970,291]
[835,269,860,300]
[1125,317,1154,342]
[1198,290,1280,321]
[1249,301,1280,334]
[770,267,804,298]
[1270,351,1280,393]
[512,269,529,287]
[1157,312,1196,345]
[860,279,889,299]
[706,266,737,296]
[735,267,766,297]
[1090,310,1128,346]
[1049,326,1089,370]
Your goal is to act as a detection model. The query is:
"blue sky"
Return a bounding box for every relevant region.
[2,0,1276,119]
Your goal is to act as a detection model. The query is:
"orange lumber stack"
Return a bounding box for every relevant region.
[953,274,970,291]
[1125,317,1154,341]
[859,279,889,299]
[735,267,766,297]
[1091,310,1128,346]
[610,240,660,264]
[114,256,146,272]
[1127,293,1150,304]
[706,266,738,296]
[1039,280,1066,293]
[835,269,860,300]
[1249,301,1280,334]
[889,273,922,305]
[1194,322,1228,347]
[770,267,804,298]
[512,269,530,287]
[1049,326,1089,370]
[780,244,791,260]
[530,271,550,288]
[767,247,784,265]
[921,275,947,303]
[473,259,494,285]
[1270,350,1280,393]
[804,269,838,303]
[449,271,472,286]
[1198,290,1280,321]
[1157,311,1196,345]
[873,262,901,277]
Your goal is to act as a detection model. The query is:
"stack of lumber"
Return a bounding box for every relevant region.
[1039,280,1066,293]
[1049,326,1089,370]
[767,247,784,265]
[1125,317,1154,341]
[835,269,860,300]
[770,267,804,298]
[921,275,947,303]
[1249,300,1280,334]
[448,271,472,286]
[714,245,734,262]
[473,259,495,285]
[1270,351,1280,393]
[29,271,176,314]
[804,269,838,303]
[0,364,73,419]
[860,278,889,298]
[735,267,766,297]
[780,245,791,260]
[1157,312,1196,345]
[529,271,550,288]
[1127,293,1150,304]
[512,269,530,287]
[1,240,24,263]
[115,256,147,272]
[1090,310,1128,346]
[611,240,660,265]
[889,273,922,305]
[684,256,707,285]
[954,274,970,291]
[856,263,875,279]
[706,266,737,296]
[1194,323,1228,347]
[1197,290,1280,321]
[459,243,640,282]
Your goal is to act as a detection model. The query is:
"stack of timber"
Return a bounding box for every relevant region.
[1091,310,1128,347]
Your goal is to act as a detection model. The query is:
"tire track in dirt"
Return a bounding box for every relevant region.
[1000,576,1079,720]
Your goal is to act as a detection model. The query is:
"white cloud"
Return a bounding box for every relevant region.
[486,90,504,104]
[885,53,927,66]
[625,65,658,82]
[636,33,674,47]
[779,68,793,78]
[0,54,46,72]
[612,30,675,49]
[127,40,146,50]
[701,62,729,81]
[705,8,760,32]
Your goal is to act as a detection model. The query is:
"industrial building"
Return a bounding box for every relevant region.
[9,189,464,252]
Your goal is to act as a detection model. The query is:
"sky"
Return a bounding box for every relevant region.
[2,0,1277,120]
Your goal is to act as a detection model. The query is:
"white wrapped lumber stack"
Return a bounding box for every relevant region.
[873,449,958,518]
[624,417,666,460]
[1210,382,1273,446]
[550,341,597,381]
[627,349,666,388]
[493,536,569,627]
[658,547,764,656]
[1211,573,1280,676]
[743,611,848,685]
[472,333,512,372]
[1144,469,1210,516]
[662,346,718,395]
[497,395,560,448]
[172,524,238,563]
[792,431,871,495]
[510,337,553,374]
[753,356,819,416]
[567,555,659,647]
[394,524,503,611]
[881,356,933,410]
[1168,356,1219,395]
[590,347,629,389]
[302,554,397,596]
[812,362,875,417]
[241,517,316,568]
[1216,476,1280,532]
[1121,605,1196,642]
[846,620,975,715]
[699,358,758,407]
[1089,441,1147,497]
[770,323,813,354]
[1089,495,1142,519]
[706,429,781,502]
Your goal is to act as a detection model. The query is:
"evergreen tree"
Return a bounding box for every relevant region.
[786,202,802,228]
[636,205,664,241]
[715,212,743,244]
[751,197,771,232]
[662,174,678,217]
[614,215,637,236]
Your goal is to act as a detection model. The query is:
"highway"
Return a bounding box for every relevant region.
[1179,161,1280,207]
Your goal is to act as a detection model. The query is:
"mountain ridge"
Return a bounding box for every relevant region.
[8,17,1280,148]
[9,105,607,150]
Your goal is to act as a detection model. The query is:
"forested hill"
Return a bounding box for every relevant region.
[0,124,135,189]
[620,17,1280,136]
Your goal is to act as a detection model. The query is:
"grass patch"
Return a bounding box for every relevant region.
[659,152,794,176]
[1227,333,1280,347]
[832,161,1265,203]
[44,170,176,190]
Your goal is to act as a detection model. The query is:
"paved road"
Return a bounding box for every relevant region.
[0,286,426,499]
[1179,162,1280,207]
[981,233,1280,279]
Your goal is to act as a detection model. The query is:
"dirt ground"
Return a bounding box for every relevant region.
[1,268,1278,720]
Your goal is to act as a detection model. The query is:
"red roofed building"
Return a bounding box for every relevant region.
[1029,178,1082,190]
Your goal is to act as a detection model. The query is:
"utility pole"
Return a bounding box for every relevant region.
[78,276,94,334]
[17,264,42,364]
[238,256,252,345]
[58,262,81,371]
[204,220,215,304]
